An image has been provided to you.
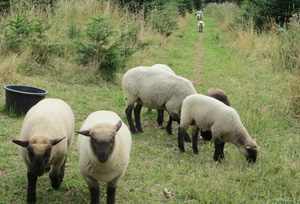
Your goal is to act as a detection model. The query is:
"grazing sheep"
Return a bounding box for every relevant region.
[198,21,205,33]
[122,66,196,142]
[178,94,260,163]
[149,64,175,126]
[12,98,74,204]
[76,111,131,204]
[201,88,230,141]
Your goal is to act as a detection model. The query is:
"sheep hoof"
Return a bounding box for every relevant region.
[178,146,185,153]
[193,149,198,154]
[130,129,138,134]
[137,128,144,133]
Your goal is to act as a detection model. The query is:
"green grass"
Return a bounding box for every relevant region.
[1,8,300,204]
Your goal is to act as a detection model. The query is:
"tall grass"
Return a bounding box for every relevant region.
[208,2,300,116]
[0,0,180,83]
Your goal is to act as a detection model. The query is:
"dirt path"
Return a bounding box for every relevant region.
[191,32,204,88]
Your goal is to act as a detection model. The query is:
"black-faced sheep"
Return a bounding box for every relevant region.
[178,94,260,163]
[122,66,196,142]
[200,88,230,141]
[76,111,131,204]
[12,98,74,204]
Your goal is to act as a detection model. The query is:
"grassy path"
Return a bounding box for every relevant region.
[1,8,300,204]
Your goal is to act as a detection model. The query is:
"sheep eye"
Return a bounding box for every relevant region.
[28,149,34,158]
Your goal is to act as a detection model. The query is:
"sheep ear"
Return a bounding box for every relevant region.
[245,143,251,150]
[116,120,122,132]
[51,137,66,146]
[12,140,29,147]
[76,130,91,137]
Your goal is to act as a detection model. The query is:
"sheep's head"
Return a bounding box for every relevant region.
[239,138,260,163]
[12,136,65,176]
[77,121,122,163]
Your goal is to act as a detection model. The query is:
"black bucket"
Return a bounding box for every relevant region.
[3,85,48,114]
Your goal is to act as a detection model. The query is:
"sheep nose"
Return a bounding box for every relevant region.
[97,152,109,163]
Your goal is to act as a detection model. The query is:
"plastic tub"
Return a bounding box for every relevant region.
[3,85,48,114]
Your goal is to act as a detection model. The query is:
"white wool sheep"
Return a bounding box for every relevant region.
[196,13,203,21]
[152,64,175,75]
[12,98,74,204]
[200,88,231,141]
[122,66,196,141]
[76,111,131,204]
[195,11,203,20]
[198,21,205,33]
[149,64,175,126]
[178,94,260,163]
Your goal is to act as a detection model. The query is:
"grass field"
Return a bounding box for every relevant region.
[1,8,300,204]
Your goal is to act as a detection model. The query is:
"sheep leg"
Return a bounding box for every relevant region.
[169,116,191,142]
[89,185,100,204]
[178,126,186,152]
[157,110,164,126]
[192,127,200,154]
[166,115,173,135]
[213,139,225,162]
[49,159,65,189]
[134,103,143,133]
[176,119,191,142]
[125,105,137,134]
[84,176,100,204]
[27,170,37,204]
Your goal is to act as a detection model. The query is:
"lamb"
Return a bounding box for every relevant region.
[12,98,74,204]
[122,66,196,141]
[178,94,260,163]
[198,21,205,33]
[201,88,230,141]
[76,111,131,204]
[149,64,175,126]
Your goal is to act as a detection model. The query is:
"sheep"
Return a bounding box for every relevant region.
[122,66,196,142]
[198,21,205,33]
[149,64,175,126]
[195,11,203,21]
[76,111,131,204]
[12,98,74,204]
[196,13,203,21]
[200,88,230,141]
[178,94,260,163]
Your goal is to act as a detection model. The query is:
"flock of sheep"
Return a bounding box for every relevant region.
[12,63,260,204]
[195,10,205,33]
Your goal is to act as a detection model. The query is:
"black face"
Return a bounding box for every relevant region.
[91,137,115,163]
[246,149,257,163]
[28,146,51,176]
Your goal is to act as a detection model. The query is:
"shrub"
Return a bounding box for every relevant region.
[72,17,126,81]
